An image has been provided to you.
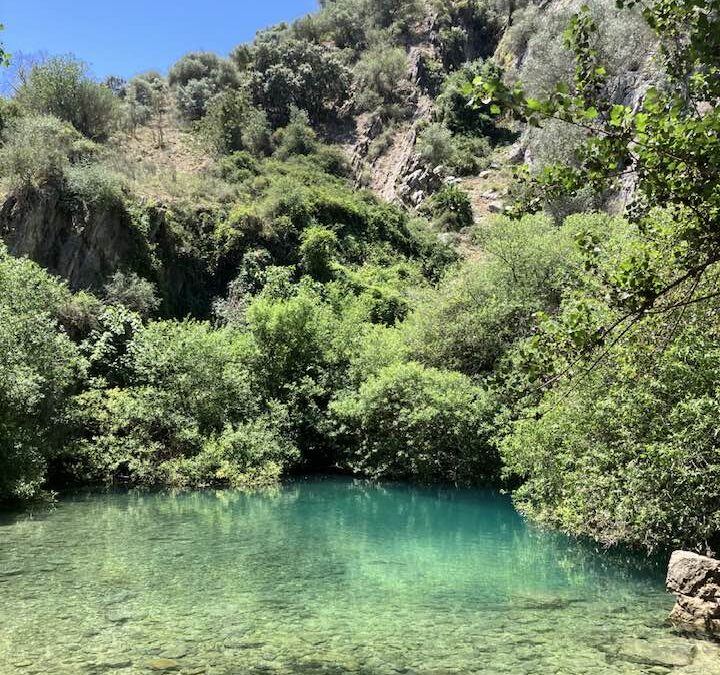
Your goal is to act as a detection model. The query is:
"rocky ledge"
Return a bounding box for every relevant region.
[667,550,720,636]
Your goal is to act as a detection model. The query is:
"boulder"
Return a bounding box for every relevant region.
[616,638,695,668]
[147,658,180,671]
[666,550,720,636]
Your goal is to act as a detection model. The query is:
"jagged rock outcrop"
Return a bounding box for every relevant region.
[0,181,216,316]
[351,12,440,205]
[666,550,720,637]
[0,182,140,290]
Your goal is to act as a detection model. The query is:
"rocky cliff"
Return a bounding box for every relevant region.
[0,182,141,290]
[0,181,216,316]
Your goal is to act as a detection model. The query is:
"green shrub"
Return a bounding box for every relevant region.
[214,150,261,183]
[402,214,579,375]
[354,46,409,114]
[249,36,351,127]
[273,108,318,158]
[245,287,340,462]
[436,60,496,135]
[300,226,339,281]
[0,245,85,502]
[0,115,79,188]
[501,311,720,552]
[331,361,498,483]
[103,271,160,318]
[313,144,352,178]
[16,56,120,140]
[449,133,491,175]
[200,89,272,156]
[416,122,454,168]
[71,319,295,487]
[422,184,474,231]
[315,0,366,50]
[168,52,239,121]
[64,162,126,208]
[158,407,299,488]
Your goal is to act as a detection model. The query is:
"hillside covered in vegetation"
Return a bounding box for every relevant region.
[0,0,718,557]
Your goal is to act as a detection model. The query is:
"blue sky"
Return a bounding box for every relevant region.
[1,0,318,80]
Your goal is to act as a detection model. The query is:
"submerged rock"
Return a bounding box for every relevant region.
[107,609,134,624]
[147,658,181,671]
[667,550,720,636]
[97,657,132,669]
[0,568,23,577]
[616,638,696,668]
[159,644,190,660]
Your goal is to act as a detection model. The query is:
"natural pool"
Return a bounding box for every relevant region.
[0,477,718,675]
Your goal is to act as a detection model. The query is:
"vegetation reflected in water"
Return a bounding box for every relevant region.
[0,477,717,675]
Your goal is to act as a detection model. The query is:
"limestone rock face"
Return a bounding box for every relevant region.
[0,181,135,291]
[666,550,720,636]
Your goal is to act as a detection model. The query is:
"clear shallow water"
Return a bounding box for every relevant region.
[0,477,718,675]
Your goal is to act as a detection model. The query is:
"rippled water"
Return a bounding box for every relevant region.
[0,477,718,675]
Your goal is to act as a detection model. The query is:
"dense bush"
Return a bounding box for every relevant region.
[300,226,339,281]
[273,108,319,158]
[402,214,579,375]
[71,319,298,487]
[249,36,351,127]
[436,60,496,135]
[416,122,454,168]
[416,123,491,176]
[354,47,409,114]
[0,245,84,502]
[450,133,492,175]
[0,115,81,188]
[422,185,474,231]
[168,52,239,121]
[102,271,160,318]
[200,90,272,156]
[65,163,126,209]
[331,361,497,483]
[501,309,720,552]
[16,57,120,140]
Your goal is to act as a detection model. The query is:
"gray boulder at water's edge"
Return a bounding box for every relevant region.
[666,550,720,636]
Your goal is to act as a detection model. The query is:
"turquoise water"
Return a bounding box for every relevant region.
[0,477,718,675]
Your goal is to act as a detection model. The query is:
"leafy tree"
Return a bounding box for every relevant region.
[16,56,119,140]
[249,36,351,126]
[472,0,720,550]
[168,52,239,121]
[0,245,84,502]
[124,71,169,140]
[331,361,498,483]
[0,23,10,67]
[200,89,271,156]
